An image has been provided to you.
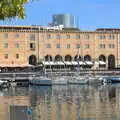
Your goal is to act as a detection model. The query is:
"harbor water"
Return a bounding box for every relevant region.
[0,84,120,120]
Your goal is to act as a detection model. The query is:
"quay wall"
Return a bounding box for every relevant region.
[0,70,119,79]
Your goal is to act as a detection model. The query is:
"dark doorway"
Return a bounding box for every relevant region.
[55,55,63,61]
[108,55,115,69]
[29,55,37,65]
[74,55,82,61]
[99,55,106,68]
[99,55,106,62]
[45,55,52,61]
[65,55,72,61]
[84,55,91,61]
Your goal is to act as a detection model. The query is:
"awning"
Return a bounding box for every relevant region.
[49,61,55,65]
[71,61,86,65]
[54,61,65,65]
[71,61,78,65]
[18,64,33,67]
[85,61,93,65]
[94,61,99,65]
[99,61,106,65]
[42,61,50,65]
[0,64,33,67]
[79,61,85,65]
[64,61,72,65]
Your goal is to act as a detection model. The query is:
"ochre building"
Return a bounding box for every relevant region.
[0,26,119,70]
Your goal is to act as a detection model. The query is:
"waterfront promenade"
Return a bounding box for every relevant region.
[0,70,119,81]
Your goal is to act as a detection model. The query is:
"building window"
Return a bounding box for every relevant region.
[4,33,8,38]
[16,54,19,59]
[15,43,19,48]
[46,44,51,48]
[4,43,8,48]
[85,44,90,49]
[15,33,20,38]
[76,34,80,39]
[84,34,90,39]
[66,35,70,39]
[66,44,70,49]
[4,54,8,59]
[30,43,35,50]
[30,34,35,40]
[108,34,115,40]
[108,44,115,48]
[47,34,51,39]
[99,34,106,39]
[99,44,105,48]
[56,34,61,39]
[56,44,60,49]
[76,44,80,49]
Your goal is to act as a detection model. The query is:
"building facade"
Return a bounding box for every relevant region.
[0,26,119,69]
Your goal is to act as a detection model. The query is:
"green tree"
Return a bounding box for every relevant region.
[0,0,32,20]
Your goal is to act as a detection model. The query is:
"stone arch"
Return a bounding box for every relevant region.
[44,55,52,61]
[108,54,115,69]
[99,55,106,62]
[84,55,91,61]
[54,55,63,61]
[74,55,82,61]
[65,55,72,61]
[29,55,37,65]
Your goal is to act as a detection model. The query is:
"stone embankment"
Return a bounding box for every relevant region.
[46,70,120,76]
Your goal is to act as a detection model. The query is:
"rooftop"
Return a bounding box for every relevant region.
[0,25,120,33]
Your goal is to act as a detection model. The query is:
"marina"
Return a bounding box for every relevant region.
[1,0,120,119]
[0,70,119,87]
[0,70,119,120]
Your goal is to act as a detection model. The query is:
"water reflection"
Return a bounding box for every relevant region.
[1,84,120,120]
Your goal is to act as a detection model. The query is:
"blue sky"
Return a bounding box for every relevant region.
[0,0,120,30]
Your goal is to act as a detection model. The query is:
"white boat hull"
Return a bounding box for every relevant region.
[52,77,68,85]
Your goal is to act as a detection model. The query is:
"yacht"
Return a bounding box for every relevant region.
[29,76,52,86]
[52,76,68,85]
[86,74,104,84]
[68,75,87,85]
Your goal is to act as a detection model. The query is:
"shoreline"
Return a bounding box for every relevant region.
[0,69,119,75]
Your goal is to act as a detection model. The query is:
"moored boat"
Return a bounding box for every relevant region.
[52,76,68,85]
[68,76,87,85]
[104,76,120,83]
[0,80,10,88]
[86,75,105,85]
[29,76,52,86]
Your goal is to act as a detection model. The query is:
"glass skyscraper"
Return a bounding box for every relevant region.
[52,14,75,28]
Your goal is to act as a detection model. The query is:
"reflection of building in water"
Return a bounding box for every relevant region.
[0,96,29,120]
[1,86,120,120]
[79,86,120,120]
[31,85,120,120]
